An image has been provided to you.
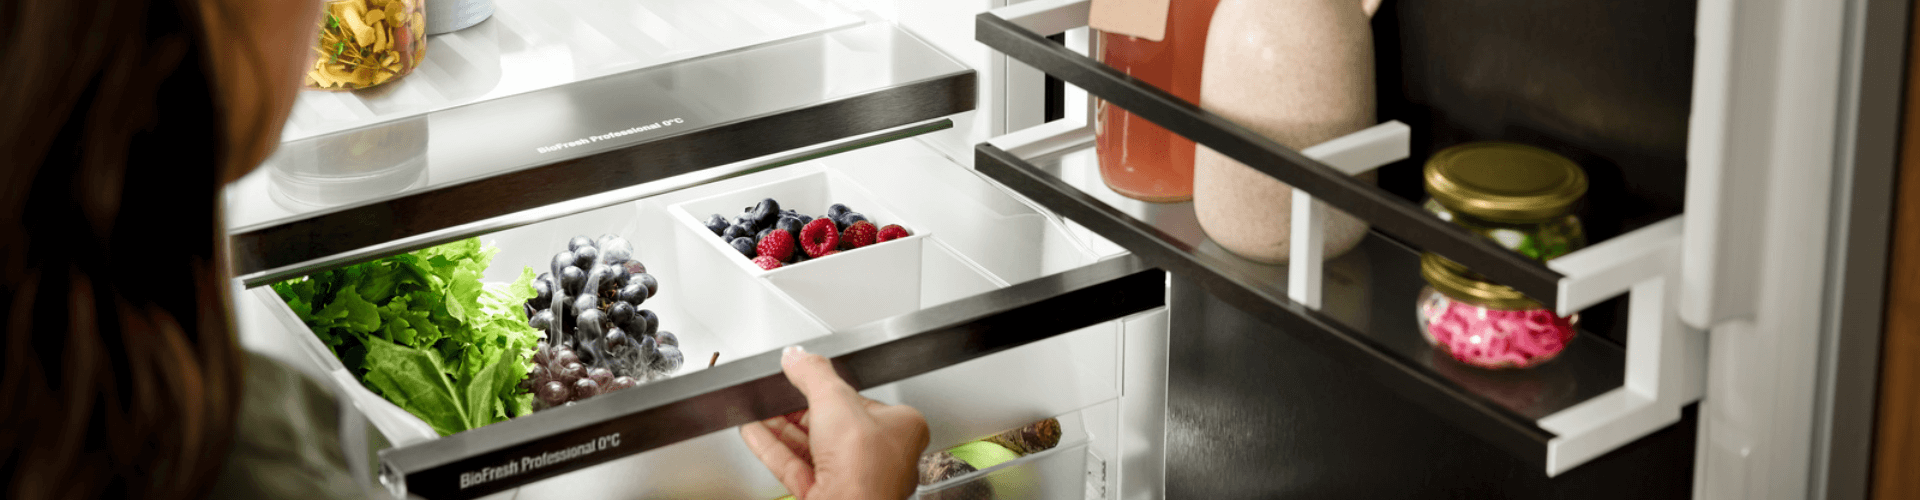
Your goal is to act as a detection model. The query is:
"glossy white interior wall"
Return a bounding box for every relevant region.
[842,0,1060,165]
[1684,0,1851,498]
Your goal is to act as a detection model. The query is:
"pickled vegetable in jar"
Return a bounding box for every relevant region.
[306,0,426,91]
[1422,142,1588,262]
[1416,142,1588,369]
[1417,254,1577,369]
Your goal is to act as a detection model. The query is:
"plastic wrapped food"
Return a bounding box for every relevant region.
[306,0,426,90]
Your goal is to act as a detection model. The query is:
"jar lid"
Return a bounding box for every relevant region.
[1419,253,1541,310]
[1424,142,1587,223]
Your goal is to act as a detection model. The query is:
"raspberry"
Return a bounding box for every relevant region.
[752,256,783,270]
[877,224,909,242]
[841,221,878,249]
[800,219,839,258]
[756,229,795,262]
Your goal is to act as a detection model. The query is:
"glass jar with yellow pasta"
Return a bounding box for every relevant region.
[306,0,426,91]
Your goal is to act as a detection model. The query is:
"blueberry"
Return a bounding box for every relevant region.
[721,225,748,241]
[730,237,757,258]
[735,214,756,229]
[827,203,851,219]
[748,198,781,230]
[560,266,586,294]
[705,214,730,236]
[568,235,597,252]
[840,212,868,228]
[633,273,658,298]
[573,246,598,269]
[619,282,649,305]
[636,309,660,335]
[776,217,805,237]
[756,227,774,243]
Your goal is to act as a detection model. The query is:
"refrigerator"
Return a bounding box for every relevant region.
[221,0,1905,498]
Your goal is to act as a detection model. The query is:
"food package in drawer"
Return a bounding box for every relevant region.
[669,169,933,331]
[914,412,1092,500]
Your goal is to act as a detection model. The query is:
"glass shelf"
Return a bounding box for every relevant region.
[227,17,976,279]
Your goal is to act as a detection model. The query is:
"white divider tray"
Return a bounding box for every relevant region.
[669,169,935,332]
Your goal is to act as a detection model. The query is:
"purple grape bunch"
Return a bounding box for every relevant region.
[522,234,685,410]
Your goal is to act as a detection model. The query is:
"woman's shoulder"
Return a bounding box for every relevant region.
[204,353,369,499]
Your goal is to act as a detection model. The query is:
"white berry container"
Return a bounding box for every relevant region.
[669,168,933,333]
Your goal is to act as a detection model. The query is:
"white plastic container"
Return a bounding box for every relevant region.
[669,169,934,331]
[915,411,1093,500]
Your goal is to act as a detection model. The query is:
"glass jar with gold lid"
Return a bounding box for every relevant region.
[1417,254,1577,369]
[306,0,426,91]
[1416,142,1587,369]
[1421,142,1587,261]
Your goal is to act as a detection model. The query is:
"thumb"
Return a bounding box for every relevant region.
[781,346,861,413]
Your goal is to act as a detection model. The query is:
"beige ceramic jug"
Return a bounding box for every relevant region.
[1193,0,1382,264]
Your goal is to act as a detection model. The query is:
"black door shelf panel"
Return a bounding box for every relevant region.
[975,11,1562,306]
[974,140,1626,469]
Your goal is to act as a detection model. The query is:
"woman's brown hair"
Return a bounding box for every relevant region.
[0,0,246,497]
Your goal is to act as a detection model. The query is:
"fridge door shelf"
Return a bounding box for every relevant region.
[975,117,1702,474]
[228,15,977,279]
[974,0,1704,475]
[978,0,1562,307]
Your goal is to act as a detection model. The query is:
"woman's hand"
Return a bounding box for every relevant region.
[740,346,929,500]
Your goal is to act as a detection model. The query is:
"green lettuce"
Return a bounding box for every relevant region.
[272,238,539,436]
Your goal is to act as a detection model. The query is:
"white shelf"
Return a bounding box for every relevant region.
[280,0,861,142]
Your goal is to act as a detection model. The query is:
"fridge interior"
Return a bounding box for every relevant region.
[220,0,1741,496]
[240,132,1146,498]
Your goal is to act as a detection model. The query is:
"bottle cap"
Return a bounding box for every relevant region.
[1424,142,1587,223]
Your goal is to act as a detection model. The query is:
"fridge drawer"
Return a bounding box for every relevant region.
[244,145,1155,498]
